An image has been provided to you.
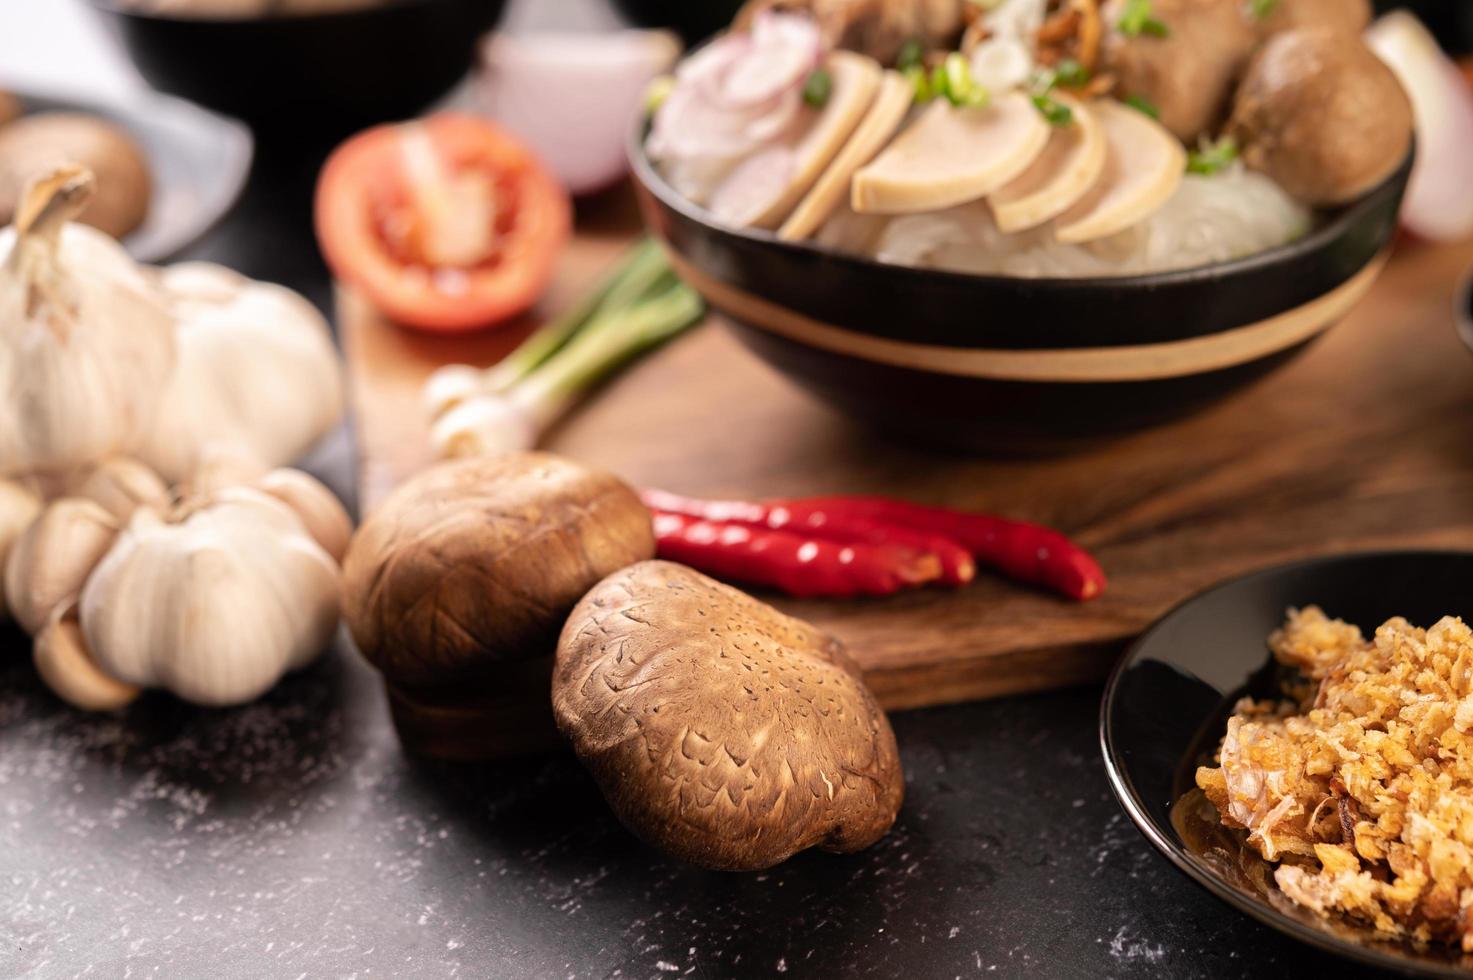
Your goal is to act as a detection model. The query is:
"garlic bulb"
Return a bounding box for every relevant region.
[0,478,42,620]
[0,166,175,476]
[77,480,341,706]
[133,262,344,483]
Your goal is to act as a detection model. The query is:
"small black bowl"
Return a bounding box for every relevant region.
[92,0,506,135]
[1101,550,1473,977]
[631,134,1412,453]
[610,0,744,44]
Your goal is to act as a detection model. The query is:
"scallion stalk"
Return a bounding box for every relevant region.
[481,237,669,393]
[427,248,705,460]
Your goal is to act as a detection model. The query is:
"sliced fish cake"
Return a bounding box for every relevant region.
[851,92,1050,215]
[988,94,1106,234]
[1054,99,1185,244]
[778,70,914,242]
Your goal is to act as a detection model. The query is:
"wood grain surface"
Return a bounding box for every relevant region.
[340,188,1473,710]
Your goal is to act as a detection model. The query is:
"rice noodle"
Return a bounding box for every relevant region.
[822,163,1310,278]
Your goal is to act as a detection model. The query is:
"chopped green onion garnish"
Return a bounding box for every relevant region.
[1118,0,1169,37]
[643,75,675,115]
[802,67,833,108]
[904,64,932,102]
[1053,57,1091,88]
[1249,0,1279,18]
[897,38,925,71]
[1186,135,1239,175]
[931,52,990,108]
[1124,94,1160,119]
[1032,93,1074,126]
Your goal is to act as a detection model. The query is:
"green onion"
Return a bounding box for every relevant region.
[905,64,932,102]
[1118,0,1169,37]
[897,38,925,71]
[1124,94,1160,119]
[802,67,833,108]
[934,52,990,108]
[1249,0,1278,18]
[479,238,669,394]
[428,241,705,459]
[1053,57,1091,89]
[1186,135,1239,175]
[643,75,675,115]
[1032,93,1074,126]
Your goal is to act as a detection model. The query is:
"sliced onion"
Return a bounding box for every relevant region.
[478,29,681,196]
[1367,12,1473,243]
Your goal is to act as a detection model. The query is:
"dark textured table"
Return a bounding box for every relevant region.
[0,138,1383,980]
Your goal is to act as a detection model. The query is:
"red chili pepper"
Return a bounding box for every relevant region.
[649,511,943,599]
[642,489,976,586]
[775,496,1107,601]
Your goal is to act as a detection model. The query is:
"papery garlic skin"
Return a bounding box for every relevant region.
[4,496,118,635]
[0,478,42,620]
[0,168,176,476]
[79,487,340,707]
[133,262,344,484]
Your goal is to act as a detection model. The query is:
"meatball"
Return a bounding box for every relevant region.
[1229,27,1412,205]
[1252,0,1371,37]
[1101,0,1258,143]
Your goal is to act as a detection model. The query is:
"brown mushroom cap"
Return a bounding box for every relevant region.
[1101,0,1258,143]
[342,453,655,690]
[0,113,152,239]
[1252,0,1370,38]
[1229,27,1413,206]
[553,561,904,871]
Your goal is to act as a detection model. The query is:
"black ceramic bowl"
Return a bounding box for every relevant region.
[1101,551,1473,977]
[92,0,506,134]
[611,0,745,44]
[631,138,1413,452]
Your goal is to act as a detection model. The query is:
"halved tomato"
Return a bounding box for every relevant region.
[315,113,571,333]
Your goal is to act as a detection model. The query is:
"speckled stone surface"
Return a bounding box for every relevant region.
[0,124,1381,980]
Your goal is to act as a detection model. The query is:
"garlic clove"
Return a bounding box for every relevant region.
[69,456,171,522]
[4,497,118,636]
[254,469,353,564]
[0,478,43,622]
[34,603,140,712]
[183,446,270,498]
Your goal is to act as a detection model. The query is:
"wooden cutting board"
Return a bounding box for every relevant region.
[339,188,1473,711]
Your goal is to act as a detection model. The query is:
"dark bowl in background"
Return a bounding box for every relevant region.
[610,0,744,44]
[631,131,1412,454]
[91,0,506,136]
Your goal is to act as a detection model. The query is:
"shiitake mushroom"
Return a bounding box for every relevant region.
[0,113,152,239]
[1230,27,1413,206]
[553,561,905,871]
[1252,0,1371,38]
[342,452,656,690]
